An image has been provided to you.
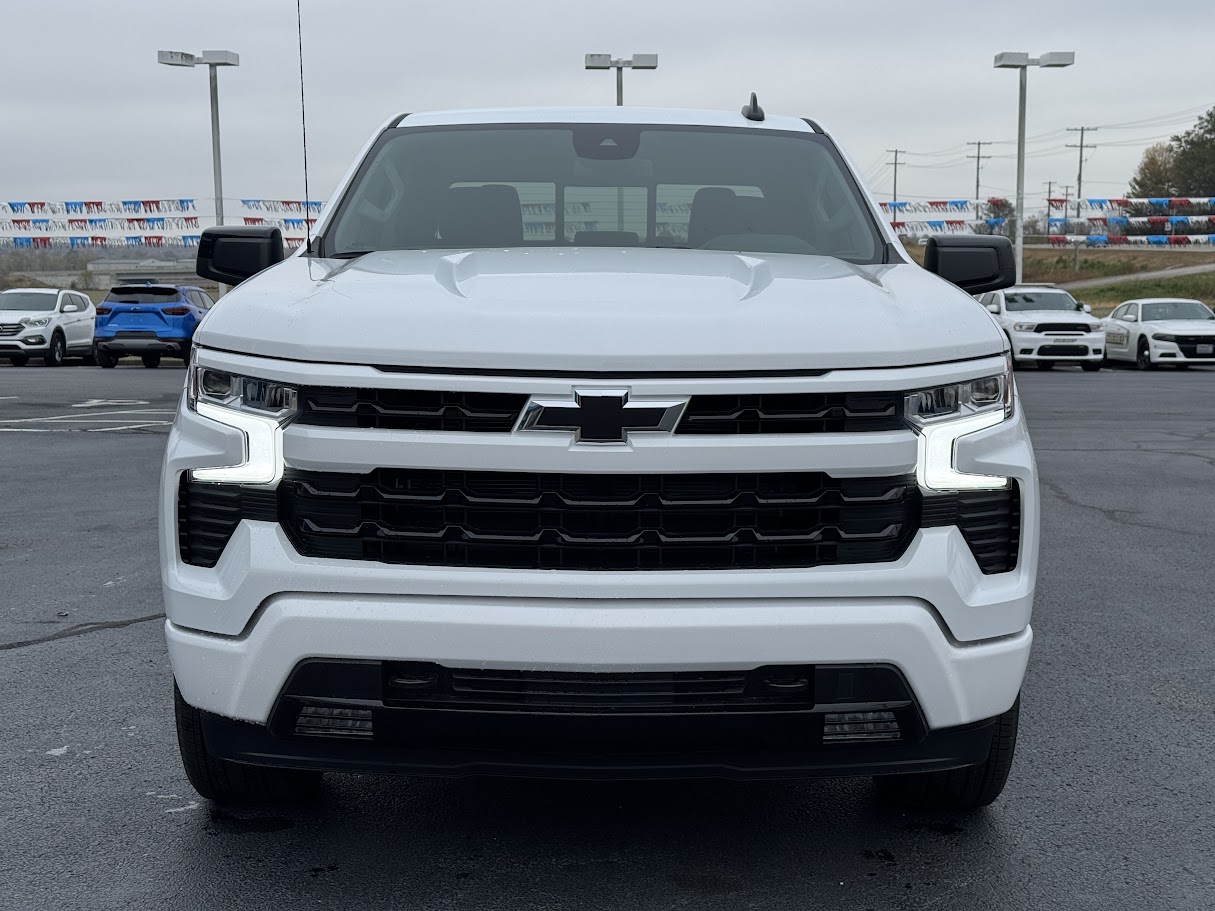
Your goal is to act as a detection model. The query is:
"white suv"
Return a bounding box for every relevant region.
[162,105,1038,813]
[979,284,1104,370]
[0,288,96,366]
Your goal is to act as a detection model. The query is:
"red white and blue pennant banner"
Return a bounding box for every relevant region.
[1,200,195,215]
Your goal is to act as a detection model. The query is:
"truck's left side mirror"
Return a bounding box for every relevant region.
[923,235,1016,295]
[196,226,285,286]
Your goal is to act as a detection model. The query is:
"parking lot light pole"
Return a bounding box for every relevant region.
[584,53,658,107]
[994,51,1074,283]
[157,50,240,229]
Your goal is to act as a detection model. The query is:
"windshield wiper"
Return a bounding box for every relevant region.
[330,250,378,260]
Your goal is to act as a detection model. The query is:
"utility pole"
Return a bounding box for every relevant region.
[885,149,905,203]
[1066,127,1098,220]
[1044,181,1054,236]
[967,141,993,216]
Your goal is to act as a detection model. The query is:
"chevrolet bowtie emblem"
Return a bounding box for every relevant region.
[517,388,688,443]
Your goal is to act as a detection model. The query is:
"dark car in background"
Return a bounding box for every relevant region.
[93,284,215,368]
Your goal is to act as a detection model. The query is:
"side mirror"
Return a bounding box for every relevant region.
[986,302,1000,314]
[1080,303,1092,313]
[61,302,81,313]
[196,226,285,286]
[923,235,1016,295]
[1125,314,1137,322]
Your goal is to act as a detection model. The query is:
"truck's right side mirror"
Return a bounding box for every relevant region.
[923,235,1016,295]
[196,226,286,286]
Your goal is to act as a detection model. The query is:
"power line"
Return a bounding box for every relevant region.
[1066,127,1098,216]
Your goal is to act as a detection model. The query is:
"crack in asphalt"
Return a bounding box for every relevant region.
[0,612,164,652]
[1039,478,1177,533]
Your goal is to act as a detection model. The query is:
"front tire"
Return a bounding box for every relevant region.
[174,683,322,805]
[141,354,161,369]
[1035,360,1055,371]
[44,332,66,367]
[874,697,1020,813]
[1136,340,1156,371]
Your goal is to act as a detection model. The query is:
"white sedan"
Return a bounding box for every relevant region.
[1103,298,1215,369]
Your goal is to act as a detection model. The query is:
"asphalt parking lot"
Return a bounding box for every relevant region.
[1,361,1213,911]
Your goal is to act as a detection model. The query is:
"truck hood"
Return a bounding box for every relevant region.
[0,310,56,322]
[197,248,1005,372]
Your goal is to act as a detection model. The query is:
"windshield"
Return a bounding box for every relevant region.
[324,124,884,262]
[1141,300,1214,321]
[104,288,182,303]
[1004,290,1079,312]
[0,292,57,311]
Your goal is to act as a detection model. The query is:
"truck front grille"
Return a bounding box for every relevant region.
[293,387,905,435]
[675,391,902,434]
[276,468,920,571]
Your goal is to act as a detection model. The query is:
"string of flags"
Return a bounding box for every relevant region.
[1049,234,1215,246]
[1,200,195,215]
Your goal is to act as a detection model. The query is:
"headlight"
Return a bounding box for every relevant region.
[904,356,1013,491]
[1151,333,1177,343]
[186,358,298,485]
[1088,324,1103,332]
[1012,322,1036,332]
[20,317,51,328]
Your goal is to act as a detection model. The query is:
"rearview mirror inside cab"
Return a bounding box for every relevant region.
[923,235,1016,295]
[197,226,286,286]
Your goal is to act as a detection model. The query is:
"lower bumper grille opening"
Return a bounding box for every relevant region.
[1037,344,1089,357]
[823,710,900,743]
[294,705,374,740]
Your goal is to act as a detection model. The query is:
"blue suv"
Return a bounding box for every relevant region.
[93,284,215,368]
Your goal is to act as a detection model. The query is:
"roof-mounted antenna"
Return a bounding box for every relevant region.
[741,92,765,122]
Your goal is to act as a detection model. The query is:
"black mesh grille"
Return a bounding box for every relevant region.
[675,392,902,434]
[277,468,921,571]
[177,476,278,568]
[1037,345,1088,357]
[298,387,527,432]
[295,388,908,435]
[1173,335,1215,358]
[1033,322,1091,333]
[383,663,820,713]
[921,484,1020,574]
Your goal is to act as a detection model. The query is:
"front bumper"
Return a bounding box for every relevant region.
[0,332,50,356]
[95,335,191,357]
[1009,330,1104,362]
[1149,337,1215,364]
[162,351,1039,742]
[197,655,1008,780]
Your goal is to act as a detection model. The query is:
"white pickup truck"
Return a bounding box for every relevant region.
[162,102,1037,813]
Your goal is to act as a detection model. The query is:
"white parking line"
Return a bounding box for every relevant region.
[71,399,151,408]
[0,407,175,432]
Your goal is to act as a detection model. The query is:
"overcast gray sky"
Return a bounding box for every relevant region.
[2,0,1212,209]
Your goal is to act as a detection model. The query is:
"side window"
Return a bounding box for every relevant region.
[197,291,216,309]
[1110,304,1127,321]
[186,291,202,308]
[75,294,92,310]
[1127,303,1139,321]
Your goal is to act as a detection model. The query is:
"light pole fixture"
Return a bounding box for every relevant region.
[158,49,240,229]
[585,53,658,106]
[994,50,1074,282]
